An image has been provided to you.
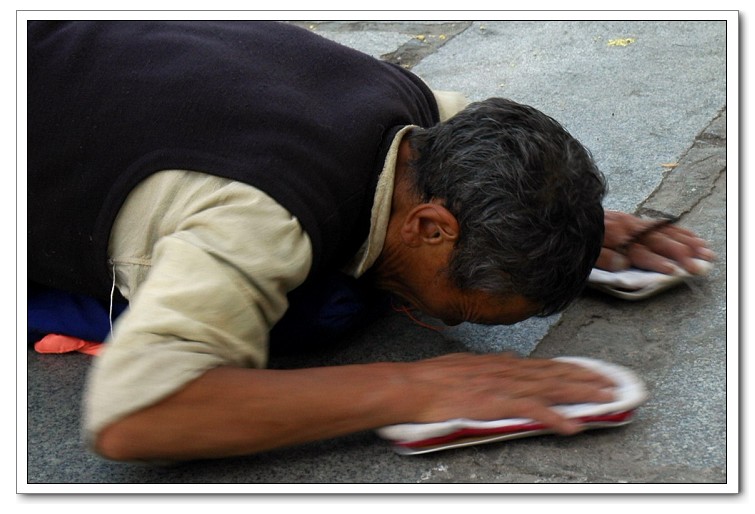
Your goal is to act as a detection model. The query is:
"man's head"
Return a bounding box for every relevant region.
[404,97,607,317]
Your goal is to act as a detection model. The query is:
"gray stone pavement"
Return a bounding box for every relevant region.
[23,19,732,490]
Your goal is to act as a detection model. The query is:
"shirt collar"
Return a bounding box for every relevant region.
[342,125,415,278]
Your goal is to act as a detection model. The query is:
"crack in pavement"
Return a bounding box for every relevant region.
[637,107,727,220]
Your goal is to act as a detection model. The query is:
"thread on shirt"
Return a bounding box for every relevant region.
[108,262,116,336]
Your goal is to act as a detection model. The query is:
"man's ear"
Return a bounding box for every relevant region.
[400,202,459,246]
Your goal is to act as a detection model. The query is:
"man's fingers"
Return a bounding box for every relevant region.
[543,380,615,404]
[473,354,616,390]
[600,211,716,275]
[637,229,715,274]
[500,371,615,405]
[505,357,615,387]
[654,226,717,264]
[410,354,618,430]
[506,399,582,435]
[623,243,678,274]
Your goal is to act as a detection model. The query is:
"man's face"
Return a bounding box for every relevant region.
[376,182,543,327]
[395,270,542,327]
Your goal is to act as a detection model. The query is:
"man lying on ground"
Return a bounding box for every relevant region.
[27,21,713,462]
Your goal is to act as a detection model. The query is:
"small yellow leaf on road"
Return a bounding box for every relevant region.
[607,38,636,47]
[661,162,678,169]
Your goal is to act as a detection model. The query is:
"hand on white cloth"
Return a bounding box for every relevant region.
[377,356,647,454]
[597,211,715,275]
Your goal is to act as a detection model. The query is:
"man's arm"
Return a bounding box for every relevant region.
[91,175,612,462]
[83,175,316,455]
[95,353,614,462]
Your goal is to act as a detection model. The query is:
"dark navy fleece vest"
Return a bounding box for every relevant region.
[27,21,438,299]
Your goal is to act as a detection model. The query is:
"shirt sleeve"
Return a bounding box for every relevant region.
[82,173,313,442]
[432,90,470,121]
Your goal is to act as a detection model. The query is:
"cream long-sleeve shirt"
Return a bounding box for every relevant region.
[82,91,469,442]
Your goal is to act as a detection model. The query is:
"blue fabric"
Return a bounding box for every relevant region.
[270,273,386,349]
[27,273,384,348]
[27,285,127,344]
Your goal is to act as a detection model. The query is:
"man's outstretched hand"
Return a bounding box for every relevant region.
[597,211,715,274]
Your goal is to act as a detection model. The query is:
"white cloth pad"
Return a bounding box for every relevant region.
[376,356,648,455]
[587,258,713,300]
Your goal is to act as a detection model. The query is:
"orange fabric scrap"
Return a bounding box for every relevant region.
[34,334,103,356]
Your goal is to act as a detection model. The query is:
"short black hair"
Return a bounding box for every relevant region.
[407,97,607,316]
